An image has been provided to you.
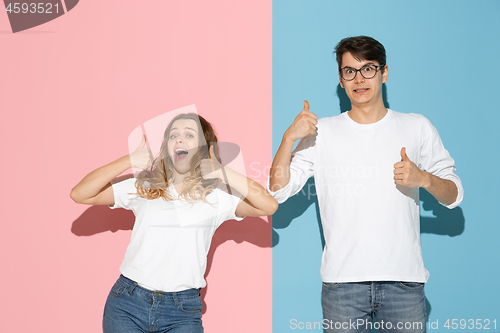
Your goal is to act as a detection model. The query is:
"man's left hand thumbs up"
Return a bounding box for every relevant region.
[394,147,429,188]
[400,147,410,161]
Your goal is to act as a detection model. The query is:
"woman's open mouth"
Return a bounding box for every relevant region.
[174,148,188,162]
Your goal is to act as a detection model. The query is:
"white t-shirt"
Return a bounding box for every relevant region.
[110,178,242,292]
[269,110,463,283]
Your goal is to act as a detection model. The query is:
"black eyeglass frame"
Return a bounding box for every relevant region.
[339,64,385,81]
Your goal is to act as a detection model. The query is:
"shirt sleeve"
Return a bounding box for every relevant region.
[420,116,464,209]
[109,178,142,211]
[216,189,244,223]
[267,134,316,204]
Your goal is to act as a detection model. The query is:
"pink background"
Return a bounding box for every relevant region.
[0,1,272,332]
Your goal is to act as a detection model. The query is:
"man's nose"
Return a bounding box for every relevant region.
[353,70,365,83]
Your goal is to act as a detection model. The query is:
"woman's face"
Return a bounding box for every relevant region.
[167,119,201,175]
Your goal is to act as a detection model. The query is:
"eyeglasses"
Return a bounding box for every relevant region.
[339,64,385,81]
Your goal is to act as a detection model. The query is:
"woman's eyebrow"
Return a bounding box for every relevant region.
[170,126,198,132]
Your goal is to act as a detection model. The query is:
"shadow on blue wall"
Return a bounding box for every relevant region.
[420,188,465,236]
[272,83,465,332]
[272,180,465,332]
[336,83,390,113]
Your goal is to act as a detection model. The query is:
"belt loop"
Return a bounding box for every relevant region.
[173,292,178,305]
[128,282,137,296]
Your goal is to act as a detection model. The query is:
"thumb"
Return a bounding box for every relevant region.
[401,147,409,161]
[138,135,147,149]
[208,145,216,171]
[303,100,310,112]
[209,145,215,159]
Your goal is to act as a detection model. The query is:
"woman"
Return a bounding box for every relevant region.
[70,113,278,332]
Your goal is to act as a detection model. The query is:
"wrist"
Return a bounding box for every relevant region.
[282,131,297,146]
[420,171,432,189]
[216,167,224,181]
[121,155,133,169]
[218,165,232,183]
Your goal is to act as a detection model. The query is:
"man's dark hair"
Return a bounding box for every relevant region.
[335,36,386,72]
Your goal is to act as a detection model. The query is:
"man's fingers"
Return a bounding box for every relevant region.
[298,113,318,125]
[286,101,318,142]
[394,161,404,169]
[307,117,318,125]
[300,118,317,137]
[309,122,318,134]
[301,101,318,119]
[401,147,409,161]
[393,167,404,175]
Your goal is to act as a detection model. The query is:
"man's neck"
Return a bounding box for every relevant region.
[348,102,387,124]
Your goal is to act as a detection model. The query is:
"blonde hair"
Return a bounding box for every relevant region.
[135,113,222,203]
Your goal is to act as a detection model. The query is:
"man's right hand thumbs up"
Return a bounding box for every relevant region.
[284,100,318,143]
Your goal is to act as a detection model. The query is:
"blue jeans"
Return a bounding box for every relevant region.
[103,275,203,333]
[322,281,426,333]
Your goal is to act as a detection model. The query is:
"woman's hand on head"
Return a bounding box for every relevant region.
[200,145,223,180]
[130,135,153,170]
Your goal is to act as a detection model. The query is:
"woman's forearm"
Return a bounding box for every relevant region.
[70,155,131,203]
[221,166,278,215]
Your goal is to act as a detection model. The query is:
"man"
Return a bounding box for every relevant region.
[268,36,463,333]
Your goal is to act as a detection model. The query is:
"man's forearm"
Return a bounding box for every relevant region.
[269,101,318,192]
[269,135,295,192]
[422,172,458,206]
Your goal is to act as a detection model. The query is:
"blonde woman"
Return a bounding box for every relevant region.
[71,113,277,332]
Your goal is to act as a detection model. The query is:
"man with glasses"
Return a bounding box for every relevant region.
[268,36,463,332]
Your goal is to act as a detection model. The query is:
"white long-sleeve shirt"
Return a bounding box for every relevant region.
[269,109,463,283]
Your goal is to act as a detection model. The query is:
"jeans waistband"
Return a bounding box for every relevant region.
[118,274,200,298]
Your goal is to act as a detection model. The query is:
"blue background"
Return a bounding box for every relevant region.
[272,1,500,332]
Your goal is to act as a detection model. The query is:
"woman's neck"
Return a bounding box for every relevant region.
[171,171,191,186]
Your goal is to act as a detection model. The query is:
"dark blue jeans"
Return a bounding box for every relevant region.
[322,281,426,333]
[103,275,203,333]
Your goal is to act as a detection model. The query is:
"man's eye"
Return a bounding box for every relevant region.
[345,68,355,74]
[363,66,374,72]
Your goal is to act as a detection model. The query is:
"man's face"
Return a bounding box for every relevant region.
[339,52,388,108]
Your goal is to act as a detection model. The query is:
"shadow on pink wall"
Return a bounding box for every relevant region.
[70,180,272,314]
[201,215,271,314]
[71,175,136,235]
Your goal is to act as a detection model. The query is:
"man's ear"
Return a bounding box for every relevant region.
[382,65,389,83]
[339,73,344,88]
